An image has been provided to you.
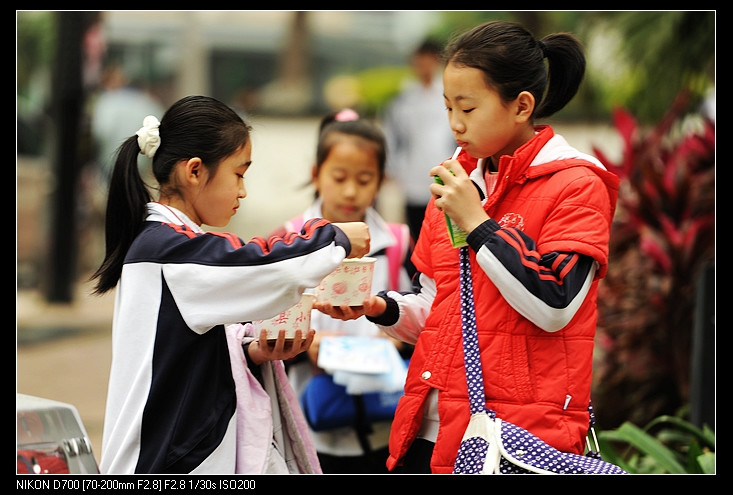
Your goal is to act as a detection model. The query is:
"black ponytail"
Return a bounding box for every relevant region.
[535,32,586,119]
[90,136,150,294]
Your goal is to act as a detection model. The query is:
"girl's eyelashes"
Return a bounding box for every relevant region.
[236,166,250,179]
[445,106,474,113]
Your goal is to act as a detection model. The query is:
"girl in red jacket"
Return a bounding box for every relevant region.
[316,20,619,474]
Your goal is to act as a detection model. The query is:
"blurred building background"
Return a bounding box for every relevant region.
[100,11,441,114]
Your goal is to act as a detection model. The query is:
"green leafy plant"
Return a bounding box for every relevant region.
[597,410,715,474]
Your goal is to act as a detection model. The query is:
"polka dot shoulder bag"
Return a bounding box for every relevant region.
[452,247,627,474]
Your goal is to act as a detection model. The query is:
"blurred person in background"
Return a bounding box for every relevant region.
[382,39,456,252]
[91,62,165,183]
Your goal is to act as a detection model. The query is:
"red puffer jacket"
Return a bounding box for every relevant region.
[385,126,619,473]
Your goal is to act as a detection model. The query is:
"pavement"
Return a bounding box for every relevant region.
[16,117,621,467]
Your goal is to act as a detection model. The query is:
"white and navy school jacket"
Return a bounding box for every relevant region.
[100,202,351,474]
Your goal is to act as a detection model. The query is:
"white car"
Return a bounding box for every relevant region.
[17,394,99,474]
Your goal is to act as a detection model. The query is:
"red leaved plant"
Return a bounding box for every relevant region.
[591,91,715,429]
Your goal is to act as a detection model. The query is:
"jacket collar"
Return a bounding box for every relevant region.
[470,125,607,205]
[147,202,204,233]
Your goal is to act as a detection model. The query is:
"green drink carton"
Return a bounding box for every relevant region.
[433,173,468,248]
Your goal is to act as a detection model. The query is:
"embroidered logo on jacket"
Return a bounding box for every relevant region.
[498,212,525,230]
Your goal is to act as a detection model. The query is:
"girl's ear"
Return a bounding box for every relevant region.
[185,157,204,185]
[515,91,535,123]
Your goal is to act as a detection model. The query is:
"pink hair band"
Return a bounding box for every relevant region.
[334,108,359,122]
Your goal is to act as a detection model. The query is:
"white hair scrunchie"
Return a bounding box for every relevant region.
[136,115,161,158]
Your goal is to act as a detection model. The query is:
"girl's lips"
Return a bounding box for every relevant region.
[339,206,359,216]
[337,205,362,220]
[456,140,468,149]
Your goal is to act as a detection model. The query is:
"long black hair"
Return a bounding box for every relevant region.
[91,95,252,294]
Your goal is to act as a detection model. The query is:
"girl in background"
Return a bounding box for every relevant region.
[273,109,413,473]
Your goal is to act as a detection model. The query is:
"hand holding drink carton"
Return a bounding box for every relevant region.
[433,147,469,248]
